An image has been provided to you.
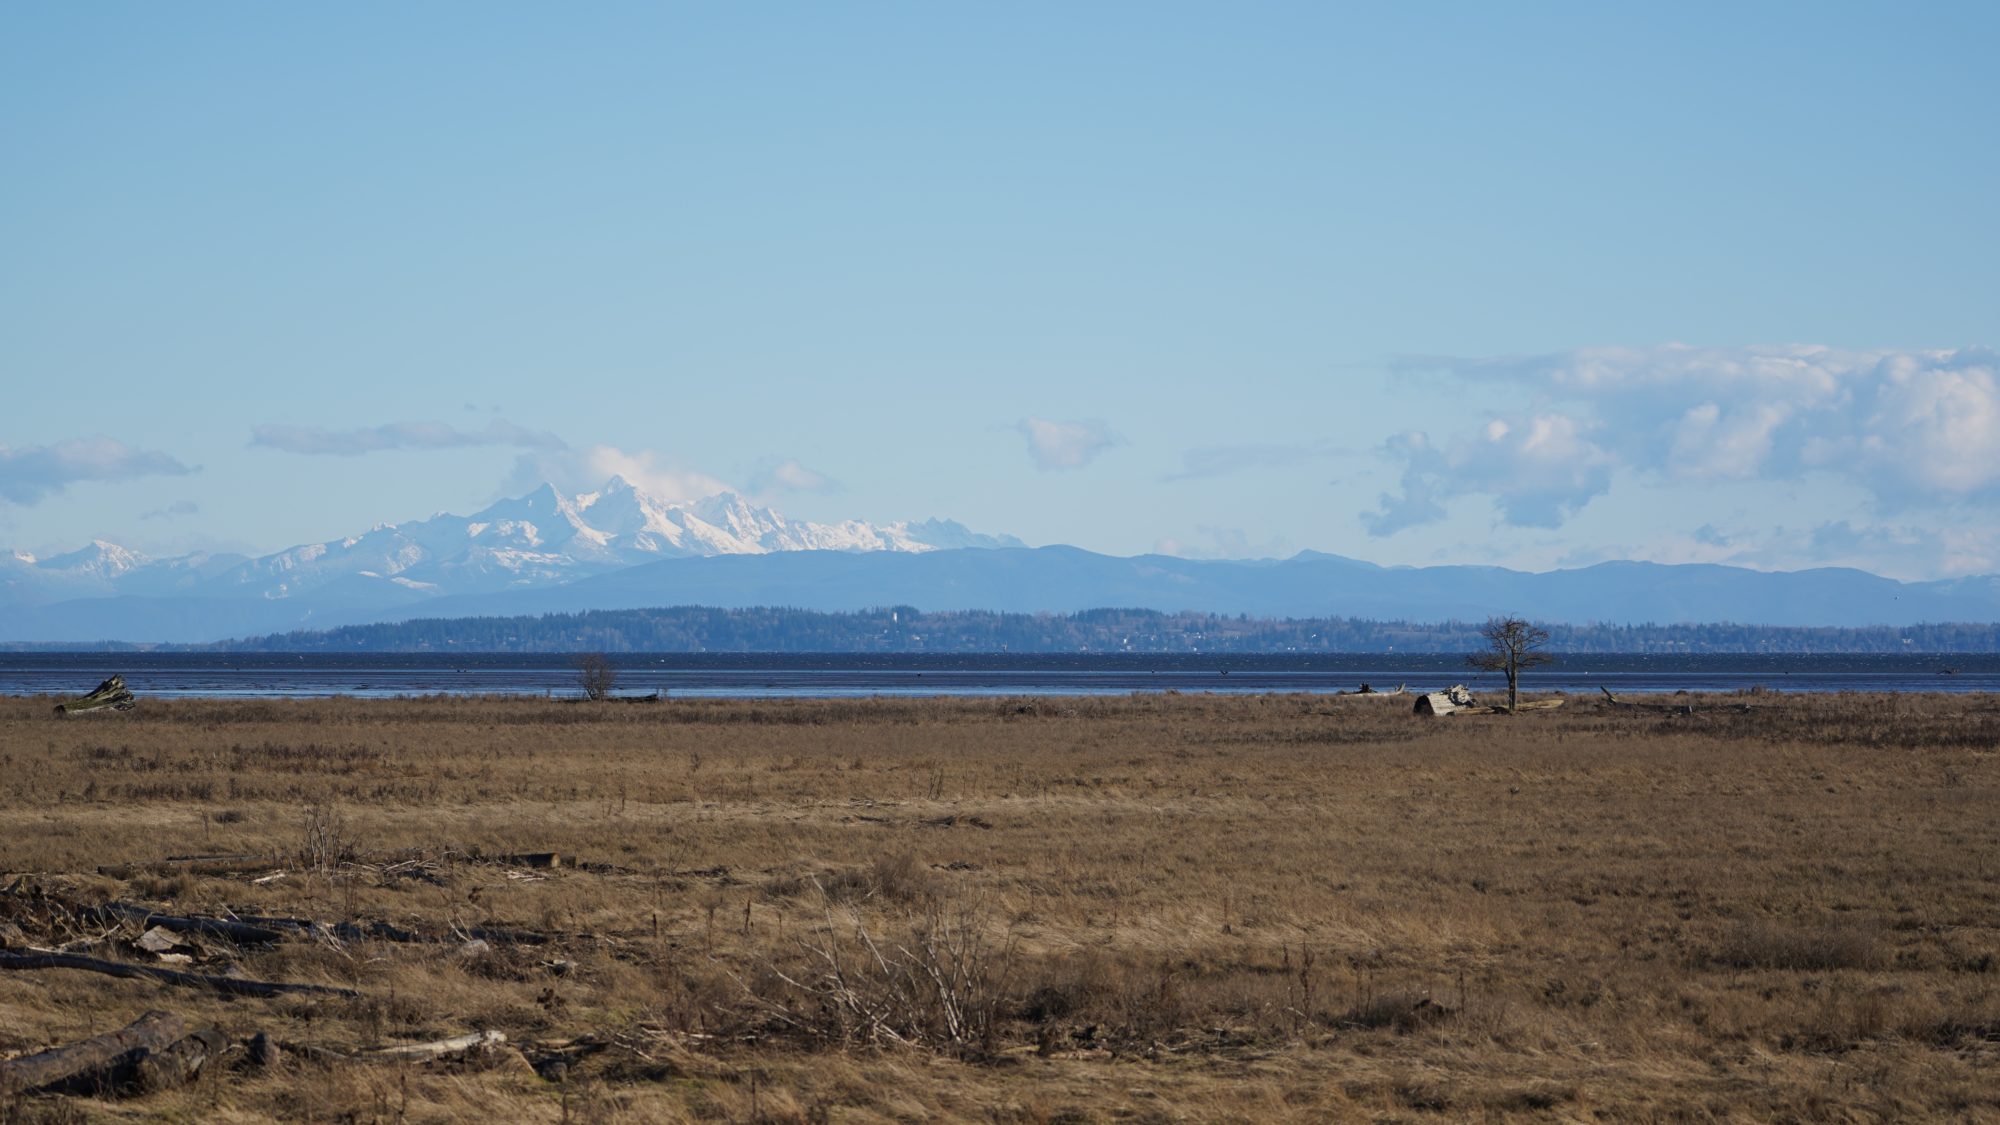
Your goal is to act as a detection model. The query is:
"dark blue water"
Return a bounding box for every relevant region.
[1,652,1994,699]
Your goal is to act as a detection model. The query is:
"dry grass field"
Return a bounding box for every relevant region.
[1,689,1997,1123]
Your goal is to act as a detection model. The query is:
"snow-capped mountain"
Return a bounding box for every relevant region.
[0,479,1024,612]
[30,540,151,580]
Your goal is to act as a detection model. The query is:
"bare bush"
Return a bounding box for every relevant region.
[575,652,618,701]
[742,883,1011,1055]
[296,798,356,874]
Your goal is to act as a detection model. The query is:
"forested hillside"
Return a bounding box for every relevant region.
[200,606,2000,654]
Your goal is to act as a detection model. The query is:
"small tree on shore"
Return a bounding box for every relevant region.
[1466,617,1553,712]
[576,652,617,701]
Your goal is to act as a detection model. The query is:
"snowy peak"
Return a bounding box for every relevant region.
[0,480,1020,610]
[485,480,1023,562]
[36,539,151,578]
[890,518,1027,551]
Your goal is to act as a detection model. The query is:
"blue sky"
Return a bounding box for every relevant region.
[3,2,1996,580]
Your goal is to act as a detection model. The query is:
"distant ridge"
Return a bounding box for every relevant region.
[187,606,2000,655]
[327,548,2000,633]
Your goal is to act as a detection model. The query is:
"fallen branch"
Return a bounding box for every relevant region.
[0,949,358,998]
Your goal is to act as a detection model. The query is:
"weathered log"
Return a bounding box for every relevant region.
[98,855,283,880]
[231,913,544,946]
[0,948,358,998]
[0,1010,185,1096]
[54,675,137,716]
[1413,692,1461,716]
[462,925,556,946]
[269,1030,507,1066]
[1414,684,1479,716]
[226,908,558,946]
[364,1029,506,1062]
[132,1027,229,1093]
[94,901,287,946]
[1599,686,1702,714]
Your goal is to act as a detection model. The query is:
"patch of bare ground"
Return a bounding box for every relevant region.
[0,690,1996,1121]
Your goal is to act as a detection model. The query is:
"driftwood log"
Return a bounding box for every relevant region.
[0,1010,185,1095]
[96,855,284,880]
[56,895,562,949]
[0,949,358,998]
[1598,687,1753,715]
[269,1029,508,1066]
[53,675,136,716]
[0,1010,226,1096]
[364,1029,507,1061]
[229,912,555,947]
[93,902,288,946]
[131,1027,229,1093]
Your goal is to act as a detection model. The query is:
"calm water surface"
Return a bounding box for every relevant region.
[1,652,1995,699]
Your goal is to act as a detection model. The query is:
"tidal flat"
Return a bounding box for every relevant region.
[1,691,1996,1122]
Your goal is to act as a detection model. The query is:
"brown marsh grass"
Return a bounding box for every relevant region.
[0,690,1996,1122]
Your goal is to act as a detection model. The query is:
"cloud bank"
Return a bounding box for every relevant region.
[251,419,566,456]
[1018,417,1120,471]
[1368,345,2000,533]
[507,444,731,504]
[0,437,194,505]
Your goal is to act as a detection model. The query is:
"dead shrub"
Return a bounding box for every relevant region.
[742,887,1011,1055]
[296,798,358,874]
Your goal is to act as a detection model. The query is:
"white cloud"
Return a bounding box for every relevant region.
[507,444,730,503]
[1370,345,2000,534]
[1361,432,1448,535]
[1364,416,1616,533]
[1017,417,1120,471]
[0,437,194,505]
[748,457,838,495]
[251,419,565,456]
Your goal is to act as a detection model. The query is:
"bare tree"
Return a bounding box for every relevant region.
[575,652,617,701]
[1466,617,1554,712]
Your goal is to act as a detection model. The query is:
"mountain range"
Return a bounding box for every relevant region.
[5,478,1999,644]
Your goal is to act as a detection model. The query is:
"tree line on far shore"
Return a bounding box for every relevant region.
[178,605,2000,654]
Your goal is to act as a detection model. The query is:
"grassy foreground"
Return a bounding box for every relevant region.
[1,690,1997,1123]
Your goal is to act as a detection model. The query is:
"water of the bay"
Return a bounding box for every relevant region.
[0,652,1994,699]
